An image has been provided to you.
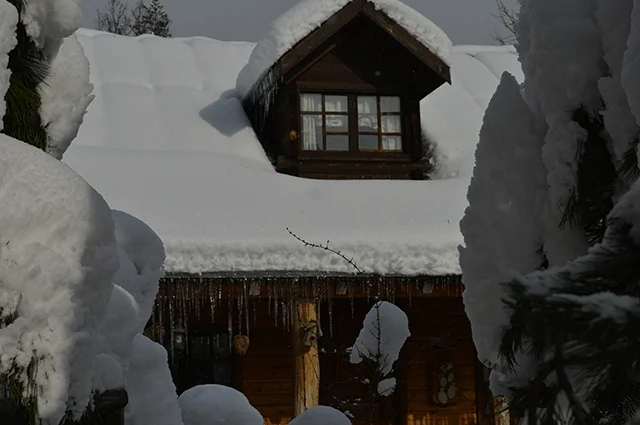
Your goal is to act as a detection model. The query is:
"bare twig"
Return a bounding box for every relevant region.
[286,227,365,274]
[491,0,520,45]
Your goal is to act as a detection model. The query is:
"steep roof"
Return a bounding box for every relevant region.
[235,0,453,99]
[63,29,523,276]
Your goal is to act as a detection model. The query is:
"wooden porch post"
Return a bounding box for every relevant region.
[292,298,320,417]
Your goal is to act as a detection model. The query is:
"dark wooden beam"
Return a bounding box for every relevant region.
[361,2,451,84]
[279,0,364,77]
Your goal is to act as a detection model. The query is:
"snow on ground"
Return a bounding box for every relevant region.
[0,135,118,424]
[178,384,263,425]
[63,29,522,276]
[288,406,352,425]
[235,0,452,98]
[349,301,409,376]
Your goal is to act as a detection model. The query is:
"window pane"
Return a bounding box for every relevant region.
[380,96,401,113]
[359,135,379,150]
[325,95,348,112]
[382,135,402,151]
[327,135,349,151]
[326,115,348,132]
[358,115,378,132]
[300,94,322,112]
[381,116,401,133]
[302,115,323,150]
[357,96,377,114]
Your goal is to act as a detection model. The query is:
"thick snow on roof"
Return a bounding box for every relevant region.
[63,29,522,276]
[236,0,453,98]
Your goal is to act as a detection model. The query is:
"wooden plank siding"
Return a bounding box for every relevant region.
[149,278,483,425]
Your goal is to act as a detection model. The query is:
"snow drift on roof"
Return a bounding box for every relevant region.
[235,0,453,98]
[63,29,521,275]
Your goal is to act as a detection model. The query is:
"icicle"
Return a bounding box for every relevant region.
[252,290,258,325]
[243,281,250,338]
[350,289,355,319]
[267,281,272,317]
[169,300,175,368]
[209,281,215,323]
[228,294,233,349]
[274,284,279,327]
[237,286,243,335]
[329,296,333,338]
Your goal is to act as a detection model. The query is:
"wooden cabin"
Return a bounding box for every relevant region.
[146,274,496,425]
[65,2,523,424]
[140,3,498,423]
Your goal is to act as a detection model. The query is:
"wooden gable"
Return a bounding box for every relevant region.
[243,0,452,180]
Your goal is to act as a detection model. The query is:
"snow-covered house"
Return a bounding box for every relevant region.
[63,0,523,424]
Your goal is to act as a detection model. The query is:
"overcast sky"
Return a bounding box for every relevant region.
[80,0,519,45]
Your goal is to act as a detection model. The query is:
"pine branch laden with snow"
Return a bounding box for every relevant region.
[0,0,18,130]
[498,181,640,423]
[1,0,93,159]
[0,136,118,424]
[40,34,94,160]
[516,0,611,265]
[459,72,547,370]
[623,1,640,133]
[18,0,83,49]
[596,0,640,181]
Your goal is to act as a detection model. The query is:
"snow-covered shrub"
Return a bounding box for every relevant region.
[460,72,547,370]
[0,1,17,130]
[460,0,640,420]
[288,406,351,425]
[126,335,184,425]
[178,384,263,425]
[1,0,93,158]
[94,210,182,425]
[0,135,118,424]
[349,301,410,377]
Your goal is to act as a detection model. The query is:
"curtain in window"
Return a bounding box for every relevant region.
[325,95,347,112]
[302,115,323,150]
[382,136,402,151]
[301,94,322,112]
[357,96,378,132]
[301,94,323,150]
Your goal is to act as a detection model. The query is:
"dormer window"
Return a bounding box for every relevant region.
[300,93,403,153]
[239,2,451,179]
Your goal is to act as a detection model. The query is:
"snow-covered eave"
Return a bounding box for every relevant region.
[163,270,462,279]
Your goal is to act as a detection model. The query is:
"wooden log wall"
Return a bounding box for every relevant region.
[150,277,484,425]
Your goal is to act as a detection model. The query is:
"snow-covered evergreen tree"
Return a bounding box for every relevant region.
[461,0,640,423]
[460,71,547,373]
